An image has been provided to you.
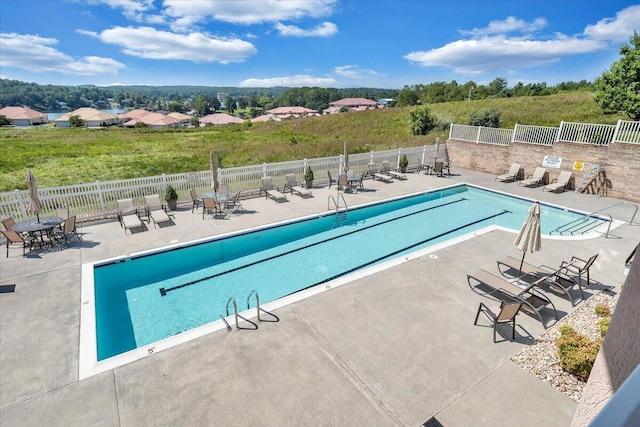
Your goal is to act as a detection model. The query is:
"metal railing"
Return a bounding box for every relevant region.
[450,119,640,147]
[613,120,640,144]
[557,121,616,146]
[513,123,557,146]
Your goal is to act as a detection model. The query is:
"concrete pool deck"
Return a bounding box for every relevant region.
[1,168,638,426]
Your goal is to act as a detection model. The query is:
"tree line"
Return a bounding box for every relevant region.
[1,30,637,121]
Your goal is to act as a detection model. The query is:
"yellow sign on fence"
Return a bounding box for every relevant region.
[573,161,584,171]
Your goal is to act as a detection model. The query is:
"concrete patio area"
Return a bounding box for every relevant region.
[1,167,638,426]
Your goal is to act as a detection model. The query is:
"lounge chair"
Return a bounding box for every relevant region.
[117,198,144,234]
[55,215,81,246]
[369,163,393,183]
[202,197,225,219]
[327,171,337,188]
[543,171,572,192]
[519,167,547,187]
[382,160,407,180]
[190,189,203,213]
[496,256,585,306]
[1,229,35,257]
[144,195,173,228]
[260,177,287,203]
[495,163,522,182]
[467,269,558,327]
[474,299,522,342]
[284,174,312,198]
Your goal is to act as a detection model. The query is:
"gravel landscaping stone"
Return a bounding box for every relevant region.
[511,289,619,402]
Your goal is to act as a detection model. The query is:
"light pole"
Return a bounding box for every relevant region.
[467,84,474,101]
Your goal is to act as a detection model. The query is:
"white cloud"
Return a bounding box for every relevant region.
[404,35,606,75]
[79,26,256,63]
[0,32,126,75]
[275,22,337,37]
[584,5,640,42]
[163,0,337,30]
[461,16,547,37]
[240,74,337,87]
[334,65,378,78]
[88,0,158,22]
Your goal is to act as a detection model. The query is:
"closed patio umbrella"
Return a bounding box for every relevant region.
[26,171,43,222]
[514,201,542,277]
[210,151,219,191]
[343,141,349,175]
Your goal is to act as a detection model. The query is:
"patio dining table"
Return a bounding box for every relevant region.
[198,192,234,203]
[12,216,64,248]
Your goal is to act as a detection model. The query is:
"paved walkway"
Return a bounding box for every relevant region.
[1,168,638,426]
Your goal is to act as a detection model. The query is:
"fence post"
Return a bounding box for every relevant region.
[303,158,308,173]
[14,189,28,220]
[161,173,167,194]
[262,162,267,178]
[512,123,518,144]
[476,126,482,144]
[611,119,621,144]
[421,145,427,166]
[95,181,106,213]
[339,154,344,174]
[396,148,402,169]
[449,122,453,139]
[556,121,564,144]
[369,151,374,165]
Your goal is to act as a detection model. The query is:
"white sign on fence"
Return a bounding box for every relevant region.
[542,156,562,169]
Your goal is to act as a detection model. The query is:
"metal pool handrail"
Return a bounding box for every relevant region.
[247,289,279,323]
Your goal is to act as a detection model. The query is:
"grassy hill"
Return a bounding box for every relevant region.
[0,91,625,192]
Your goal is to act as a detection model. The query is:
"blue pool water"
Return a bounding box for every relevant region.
[94,185,605,360]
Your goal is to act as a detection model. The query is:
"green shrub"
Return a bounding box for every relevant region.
[304,166,314,182]
[164,185,178,202]
[594,304,611,317]
[558,325,576,336]
[597,317,611,337]
[409,106,437,135]
[469,108,501,127]
[556,327,602,381]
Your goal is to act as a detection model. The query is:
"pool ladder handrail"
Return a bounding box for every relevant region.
[328,194,348,227]
[224,296,258,331]
[549,201,637,238]
[247,289,280,323]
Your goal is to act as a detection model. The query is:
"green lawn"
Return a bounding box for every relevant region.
[0,92,624,192]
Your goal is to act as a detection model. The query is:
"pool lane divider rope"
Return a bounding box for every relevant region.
[159,197,480,296]
[307,209,511,291]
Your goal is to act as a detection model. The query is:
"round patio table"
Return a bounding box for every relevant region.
[199,192,234,203]
[12,216,64,248]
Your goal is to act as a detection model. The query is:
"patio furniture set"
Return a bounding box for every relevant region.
[1,208,81,257]
[470,253,598,342]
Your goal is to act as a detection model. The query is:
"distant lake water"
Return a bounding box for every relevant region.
[46,108,127,120]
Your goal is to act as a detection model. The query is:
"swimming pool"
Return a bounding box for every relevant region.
[80,184,607,377]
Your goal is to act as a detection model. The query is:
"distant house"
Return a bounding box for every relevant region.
[251,114,281,123]
[167,112,192,125]
[0,106,48,126]
[326,98,381,114]
[54,107,118,128]
[199,113,243,126]
[265,106,318,120]
[122,112,180,129]
[118,109,152,122]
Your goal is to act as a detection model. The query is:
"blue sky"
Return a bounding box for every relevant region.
[1,0,638,89]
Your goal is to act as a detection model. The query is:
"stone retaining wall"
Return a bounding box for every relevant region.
[446,139,640,202]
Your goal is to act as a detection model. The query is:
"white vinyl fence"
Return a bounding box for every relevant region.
[0,145,436,222]
[450,119,640,146]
